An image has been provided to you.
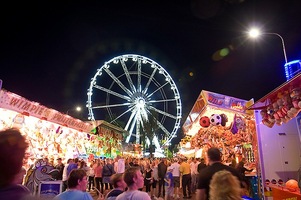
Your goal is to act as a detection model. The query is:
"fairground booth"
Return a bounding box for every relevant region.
[0,88,125,196]
[248,72,301,200]
[180,90,260,199]
[181,73,301,200]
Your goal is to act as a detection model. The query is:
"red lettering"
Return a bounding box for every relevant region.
[9,97,22,107]
[29,104,38,112]
[20,102,30,110]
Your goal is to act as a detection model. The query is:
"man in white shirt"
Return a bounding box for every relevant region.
[62,158,72,192]
[116,167,151,200]
[170,158,181,199]
[190,158,198,194]
[114,155,125,174]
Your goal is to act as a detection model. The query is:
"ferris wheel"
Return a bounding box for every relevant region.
[87,54,182,150]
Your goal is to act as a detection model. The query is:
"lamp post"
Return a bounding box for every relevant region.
[247,28,301,80]
[248,28,288,64]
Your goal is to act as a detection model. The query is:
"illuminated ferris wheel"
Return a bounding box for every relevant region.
[87,54,182,149]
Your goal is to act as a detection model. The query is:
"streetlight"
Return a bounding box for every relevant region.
[248,28,288,64]
[247,28,301,80]
[66,106,82,115]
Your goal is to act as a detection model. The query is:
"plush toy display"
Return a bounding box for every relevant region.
[210,114,222,126]
[199,116,210,127]
[260,88,301,128]
[220,113,228,126]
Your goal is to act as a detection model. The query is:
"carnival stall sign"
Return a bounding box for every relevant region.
[0,89,96,167]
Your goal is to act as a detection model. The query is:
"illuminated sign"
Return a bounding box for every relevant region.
[0,90,93,132]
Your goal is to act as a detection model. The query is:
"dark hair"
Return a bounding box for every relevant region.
[208,147,221,161]
[123,167,140,187]
[237,161,244,168]
[79,160,86,168]
[67,169,87,188]
[110,173,123,188]
[0,129,28,187]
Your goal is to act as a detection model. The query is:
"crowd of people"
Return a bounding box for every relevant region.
[0,128,255,200]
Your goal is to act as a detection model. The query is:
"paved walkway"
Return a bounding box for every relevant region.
[89,189,197,200]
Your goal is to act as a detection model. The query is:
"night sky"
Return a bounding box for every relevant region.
[2,0,301,142]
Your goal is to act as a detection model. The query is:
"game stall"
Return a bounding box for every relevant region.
[0,88,126,195]
[180,90,261,199]
[248,73,301,199]
[0,89,125,166]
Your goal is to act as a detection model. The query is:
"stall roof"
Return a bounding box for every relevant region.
[92,120,127,133]
[247,73,301,110]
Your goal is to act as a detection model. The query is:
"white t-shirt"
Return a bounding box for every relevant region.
[62,163,69,181]
[115,190,151,200]
[170,162,180,177]
[190,162,198,175]
[114,159,125,174]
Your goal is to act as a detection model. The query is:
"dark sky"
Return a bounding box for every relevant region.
[1,0,301,130]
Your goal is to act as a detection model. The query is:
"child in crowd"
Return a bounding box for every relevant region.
[164,167,174,200]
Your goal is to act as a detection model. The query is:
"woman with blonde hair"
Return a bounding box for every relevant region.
[209,170,242,200]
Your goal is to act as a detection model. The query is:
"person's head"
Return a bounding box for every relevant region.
[96,158,102,166]
[145,163,151,169]
[110,173,127,190]
[57,158,62,164]
[43,157,49,163]
[115,155,121,161]
[207,147,222,163]
[67,158,73,164]
[106,158,111,164]
[200,158,205,163]
[80,160,86,168]
[0,128,28,187]
[67,169,88,191]
[123,167,144,189]
[209,170,241,200]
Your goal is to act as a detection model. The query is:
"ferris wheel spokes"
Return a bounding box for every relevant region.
[148,106,177,120]
[92,102,133,109]
[94,85,131,101]
[149,99,177,103]
[103,67,133,96]
[146,82,169,99]
[120,58,136,93]
[156,120,172,145]
[125,109,138,143]
[142,67,157,95]
[135,115,141,144]
[137,59,142,92]
[110,106,135,124]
